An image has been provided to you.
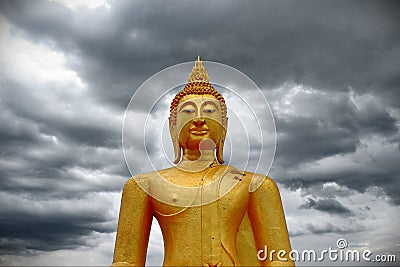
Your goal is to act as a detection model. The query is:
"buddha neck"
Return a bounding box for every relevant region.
[177,149,217,172]
[183,149,214,161]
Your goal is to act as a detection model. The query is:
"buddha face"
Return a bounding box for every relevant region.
[170,94,227,159]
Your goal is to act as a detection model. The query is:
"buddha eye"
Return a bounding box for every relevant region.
[203,109,215,113]
[182,109,195,114]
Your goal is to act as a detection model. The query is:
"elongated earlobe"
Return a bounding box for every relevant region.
[216,139,224,164]
[172,137,182,164]
[169,117,182,164]
[216,125,227,164]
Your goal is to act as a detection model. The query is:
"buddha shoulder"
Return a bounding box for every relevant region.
[123,168,179,190]
[244,171,279,194]
[123,170,160,192]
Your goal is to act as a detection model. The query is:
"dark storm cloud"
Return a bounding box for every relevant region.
[0,107,129,197]
[272,89,398,168]
[0,69,129,253]
[290,221,365,237]
[275,116,360,167]
[2,0,399,108]
[306,222,363,235]
[0,76,121,149]
[0,192,117,254]
[0,105,129,197]
[277,135,400,204]
[0,74,129,200]
[338,172,400,205]
[300,197,353,216]
[268,85,400,205]
[280,171,400,206]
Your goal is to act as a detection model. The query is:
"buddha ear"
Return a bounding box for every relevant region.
[216,117,228,164]
[169,117,181,164]
[223,116,228,130]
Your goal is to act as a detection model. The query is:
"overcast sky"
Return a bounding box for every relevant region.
[0,0,399,266]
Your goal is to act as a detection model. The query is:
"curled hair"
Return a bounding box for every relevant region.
[170,82,227,125]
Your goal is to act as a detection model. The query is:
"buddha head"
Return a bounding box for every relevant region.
[169,56,227,164]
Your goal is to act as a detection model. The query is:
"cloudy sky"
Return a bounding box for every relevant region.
[1,0,399,265]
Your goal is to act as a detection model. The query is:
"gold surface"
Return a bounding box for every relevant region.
[113,58,294,266]
[188,55,210,83]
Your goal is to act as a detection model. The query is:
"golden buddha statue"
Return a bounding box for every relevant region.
[113,56,294,266]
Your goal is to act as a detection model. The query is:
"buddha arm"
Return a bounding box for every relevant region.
[112,177,152,266]
[248,176,294,267]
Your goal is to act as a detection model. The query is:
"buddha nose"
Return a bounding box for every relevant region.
[193,118,206,127]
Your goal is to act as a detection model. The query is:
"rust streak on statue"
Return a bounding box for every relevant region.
[113,56,294,266]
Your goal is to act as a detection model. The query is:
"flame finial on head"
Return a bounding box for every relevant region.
[188,54,210,83]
